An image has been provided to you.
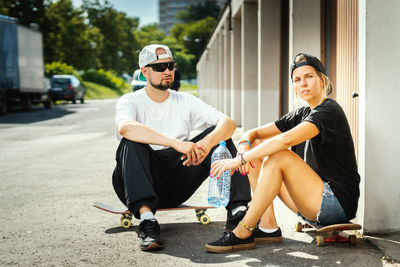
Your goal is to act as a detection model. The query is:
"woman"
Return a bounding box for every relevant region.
[205,53,360,253]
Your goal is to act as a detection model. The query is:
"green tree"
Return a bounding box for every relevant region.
[175,0,221,22]
[180,17,216,60]
[83,0,141,74]
[134,23,165,49]
[0,0,46,27]
[173,51,196,80]
[168,1,220,79]
[43,0,93,69]
[45,61,82,80]
[0,0,11,16]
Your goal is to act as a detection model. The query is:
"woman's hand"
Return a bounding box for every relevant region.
[210,157,242,178]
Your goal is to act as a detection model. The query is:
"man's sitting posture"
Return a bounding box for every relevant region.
[112,44,251,251]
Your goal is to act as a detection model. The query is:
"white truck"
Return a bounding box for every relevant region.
[0,15,51,114]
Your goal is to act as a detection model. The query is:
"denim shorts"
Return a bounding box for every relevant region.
[298,182,348,227]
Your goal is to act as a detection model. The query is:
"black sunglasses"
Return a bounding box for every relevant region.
[146,61,176,72]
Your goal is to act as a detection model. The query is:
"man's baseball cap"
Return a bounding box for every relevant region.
[138,44,173,68]
[290,53,327,79]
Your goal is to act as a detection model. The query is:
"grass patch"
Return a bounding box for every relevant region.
[180,82,198,96]
[83,81,131,99]
[83,81,198,100]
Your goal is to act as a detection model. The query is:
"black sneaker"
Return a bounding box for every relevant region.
[137,219,163,251]
[253,227,283,244]
[226,209,247,231]
[205,231,255,253]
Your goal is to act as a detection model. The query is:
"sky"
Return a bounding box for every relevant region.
[72,0,159,27]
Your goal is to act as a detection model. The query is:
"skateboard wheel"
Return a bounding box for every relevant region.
[316,235,325,247]
[121,218,131,229]
[120,214,132,222]
[199,214,210,225]
[349,235,357,245]
[296,222,303,232]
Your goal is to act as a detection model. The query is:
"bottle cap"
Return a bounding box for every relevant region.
[219,140,226,146]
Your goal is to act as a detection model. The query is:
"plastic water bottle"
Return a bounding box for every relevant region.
[208,141,232,207]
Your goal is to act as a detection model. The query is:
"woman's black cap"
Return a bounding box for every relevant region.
[290,53,327,79]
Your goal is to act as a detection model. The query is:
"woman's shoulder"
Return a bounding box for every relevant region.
[320,98,346,114]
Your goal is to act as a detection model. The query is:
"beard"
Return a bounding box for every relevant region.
[149,79,174,91]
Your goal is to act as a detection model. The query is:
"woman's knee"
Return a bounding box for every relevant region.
[262,149,293,169]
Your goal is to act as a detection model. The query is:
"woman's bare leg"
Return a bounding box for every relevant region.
[233,149,323,238]
[246,139,279,229]
[246,139,263,192]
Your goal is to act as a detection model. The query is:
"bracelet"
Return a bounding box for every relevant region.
[238,139,251,148]
[239,153,247,165]
[238,220,255,232]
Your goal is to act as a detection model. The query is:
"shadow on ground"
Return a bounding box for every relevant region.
[0,104,75,124]
[102,221,381,266]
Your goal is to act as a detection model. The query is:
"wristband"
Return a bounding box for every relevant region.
[238,139,251,148]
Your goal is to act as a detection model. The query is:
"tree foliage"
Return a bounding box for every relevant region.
[1,0,46,27]
[43,0,93,69]
[134,23,166,49]
[175,0,221,22]
[45,61,82,80]
[83,0,141,74]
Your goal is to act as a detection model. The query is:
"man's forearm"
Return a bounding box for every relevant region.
[204,117,236,148]
[119,121,179,148]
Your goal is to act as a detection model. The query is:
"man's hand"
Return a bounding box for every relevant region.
[191,136,214,166]
[174,140,207,166]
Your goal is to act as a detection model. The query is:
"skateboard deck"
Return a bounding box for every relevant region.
[91,202,214,229]
[296,221,362,246]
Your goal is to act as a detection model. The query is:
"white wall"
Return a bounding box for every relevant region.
[288,0,321,110]
[241,2,258,130]
[257,0,281,126]
[359,0,400,233]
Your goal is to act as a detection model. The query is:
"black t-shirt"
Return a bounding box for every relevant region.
[274,98,360,220]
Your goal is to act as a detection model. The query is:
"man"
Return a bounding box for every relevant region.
[112,44,251,251]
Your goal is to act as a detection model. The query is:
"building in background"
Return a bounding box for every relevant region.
[159,0,225,33]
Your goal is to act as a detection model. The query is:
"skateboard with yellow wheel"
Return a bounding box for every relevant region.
[91,202,214,229]
[296,221,362,247]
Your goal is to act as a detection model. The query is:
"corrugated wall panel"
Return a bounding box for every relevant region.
[336,0,359,157]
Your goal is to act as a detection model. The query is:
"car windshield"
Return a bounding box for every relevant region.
[51,78,70,86]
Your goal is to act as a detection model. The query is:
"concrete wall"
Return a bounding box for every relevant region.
[289,0,321,109]
[231,15,242,125]
[358,0,400,233]
[258,0,281,125]
[241,2,258,130]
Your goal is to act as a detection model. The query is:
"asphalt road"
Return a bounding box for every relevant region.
[0,99,389,266]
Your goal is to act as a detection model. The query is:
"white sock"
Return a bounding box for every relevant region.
[231,206,247,216]
[140,211,155,221]
[258,226,279,233]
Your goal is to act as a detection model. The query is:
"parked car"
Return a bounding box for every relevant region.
[50,75,85,104]
[130,69,147,91]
